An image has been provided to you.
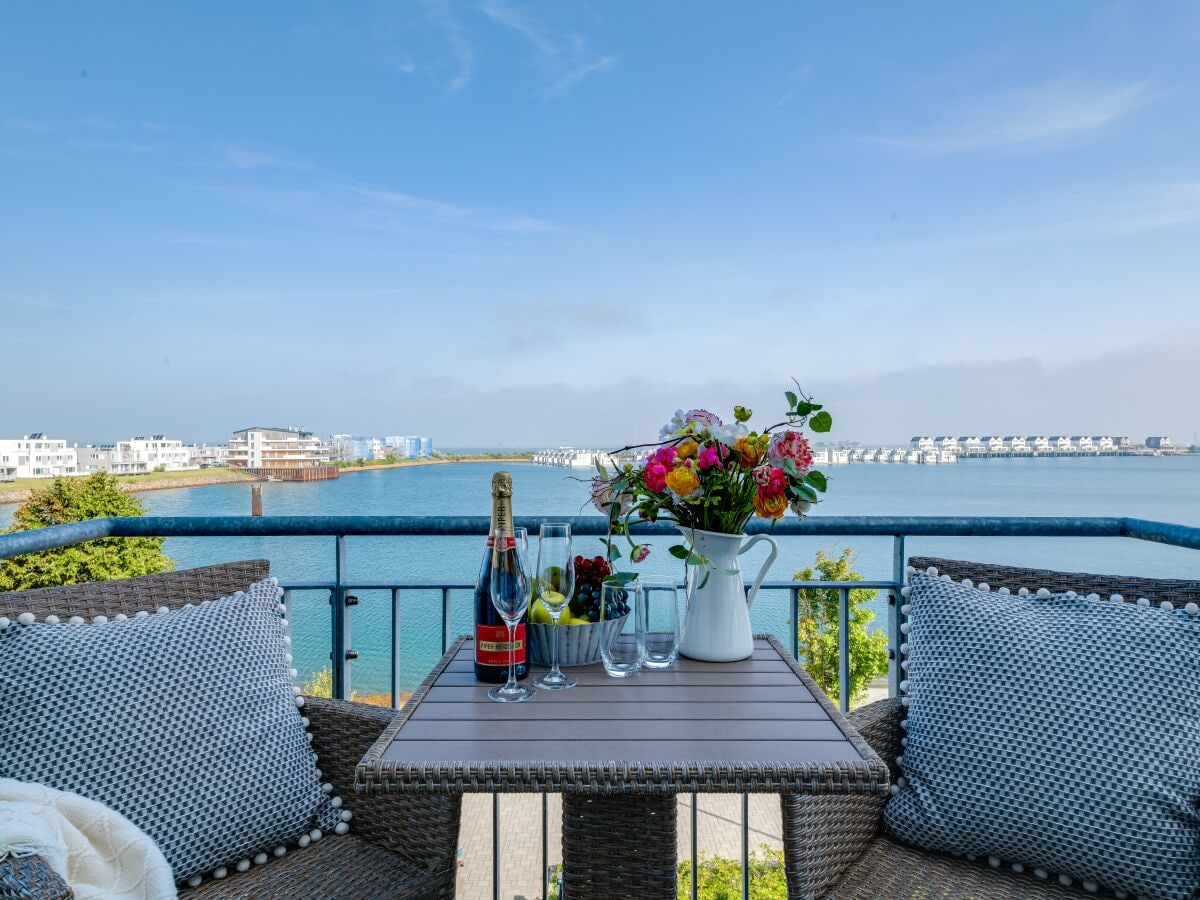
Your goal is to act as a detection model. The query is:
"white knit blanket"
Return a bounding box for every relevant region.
[0,779,176,900]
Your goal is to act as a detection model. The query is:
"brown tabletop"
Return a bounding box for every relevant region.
[357,634,888,796]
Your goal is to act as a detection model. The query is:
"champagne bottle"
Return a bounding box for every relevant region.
[474,471,529,683]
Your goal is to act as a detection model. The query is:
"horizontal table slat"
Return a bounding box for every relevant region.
[391,718,846,742]
[380,739,863,765]
[424,684,816,703]
[434,670,801,688]
[450,644,782,664]
[410,701,830,721]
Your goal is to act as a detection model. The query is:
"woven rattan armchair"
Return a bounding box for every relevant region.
[0,561,461,900]
[801,556,1199,899]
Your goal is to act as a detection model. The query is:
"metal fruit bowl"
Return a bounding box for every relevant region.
[527,615,627,667]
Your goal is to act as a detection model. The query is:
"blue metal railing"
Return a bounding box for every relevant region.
[3,514,1200,900]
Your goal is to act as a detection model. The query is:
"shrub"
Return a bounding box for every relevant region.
[793,548,889,708]
[0,472,173,591]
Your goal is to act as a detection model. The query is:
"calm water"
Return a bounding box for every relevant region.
[5,456,1199,695]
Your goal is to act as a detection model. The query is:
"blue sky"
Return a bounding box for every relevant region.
[2,2,1199,446]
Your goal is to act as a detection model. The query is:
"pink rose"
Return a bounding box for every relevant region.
[644,461,669,492]
[696,444,720,470]
[752,465,772,487]
[631,544,651,563]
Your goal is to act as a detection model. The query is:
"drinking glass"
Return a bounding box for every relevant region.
[600,579,644,677]
[638,576,680,669]
[488,530,534,703]
[533,523,577,690]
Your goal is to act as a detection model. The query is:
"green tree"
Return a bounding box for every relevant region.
[793,548,889,708]
[0,472,173,592]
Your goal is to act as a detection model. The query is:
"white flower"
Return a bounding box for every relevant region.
[790,498,813,517]
[659,409,687,440]
[713,422,749,446]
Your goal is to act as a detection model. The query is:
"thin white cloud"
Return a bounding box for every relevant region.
[478,0,578,56]
[423,0,474,92]
[544,55,617,100]
[877,81,1149,153]
[217,143,311,171]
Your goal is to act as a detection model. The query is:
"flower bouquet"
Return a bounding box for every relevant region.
[591,386,832,661]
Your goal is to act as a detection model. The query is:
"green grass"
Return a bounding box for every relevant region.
[1,468,252,493]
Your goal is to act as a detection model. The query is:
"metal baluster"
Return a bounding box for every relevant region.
[442,587,452,653]
[282,588,292,618]
[690,796,698,900]
[790,586,800,661]
[541,795,549,900]
[391,588,401,709]
[331,535,351,700]
[741,794,750,900]
[890,535,906,698]
[492,794,500,900]
[838,587,850,714]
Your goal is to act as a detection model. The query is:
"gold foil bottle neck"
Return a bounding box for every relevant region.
[491,471,513,498]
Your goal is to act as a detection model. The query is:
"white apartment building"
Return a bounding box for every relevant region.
[1005,436,1027,452]
[0,434,78,479]
[1027,436,1051,452]
[958,436,983,451]
[935,436,959,451]
[228,427,332,470]
[1091,436,1115,452]
[982,436,1007,453]
[910,436,935,450]
[1073,436,1094,452]
[76,436,196,475]
[1050,436,1074,451]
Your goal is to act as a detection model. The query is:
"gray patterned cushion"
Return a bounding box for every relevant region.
[0,577,343,884]
[885,571,1200,900]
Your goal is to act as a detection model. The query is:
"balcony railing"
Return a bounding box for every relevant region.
[3,514,1199,900]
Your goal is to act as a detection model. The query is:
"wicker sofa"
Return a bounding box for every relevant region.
[0,561,461,900]
[806,556,1200,899]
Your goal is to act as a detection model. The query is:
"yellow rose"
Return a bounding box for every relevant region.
[676,438,699,459]
[665,466,700,496]
[753,490,788,519]
[733,437,759,468]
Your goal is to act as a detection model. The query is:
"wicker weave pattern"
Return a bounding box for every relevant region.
[0,855,73,900]
[562,794,677,900]
[810,556,1200,899]
[908,556,1199,606]
[0,560,270,620]
[0,563,456,900]
[358,635,891,797]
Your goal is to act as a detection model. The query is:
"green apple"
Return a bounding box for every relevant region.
[529,599,553,625]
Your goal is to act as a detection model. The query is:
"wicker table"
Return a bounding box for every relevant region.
[357,635,889,899]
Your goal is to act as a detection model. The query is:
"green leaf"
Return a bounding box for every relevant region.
[668,544,691,560]
[794,482,819,502]
[804,470,827,492]
[595,459,608,479]
[781,458,798,478]
[809,411,832,433]
[793,401,816,417]
[785,390,798,408]
[608,543,623,560]
[604,571,638,587]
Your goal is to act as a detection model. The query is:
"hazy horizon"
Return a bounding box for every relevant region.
[3,3,1199,446]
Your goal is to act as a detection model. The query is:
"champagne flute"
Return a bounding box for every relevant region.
[532,523,578,690]
[488,527,534,703]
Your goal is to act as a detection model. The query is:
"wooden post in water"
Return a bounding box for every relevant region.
[251,485,263,517]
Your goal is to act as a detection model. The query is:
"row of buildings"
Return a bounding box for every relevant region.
[1,427,435,482]
[910,435,1176,456]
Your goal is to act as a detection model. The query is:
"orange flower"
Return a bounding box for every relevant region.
[665,466,701,496]
[733,436,760,468]
[676,438,699,459]
[753,489,788,519]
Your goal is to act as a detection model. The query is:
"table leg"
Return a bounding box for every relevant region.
[561,793,677,899]
[780,792,885,898]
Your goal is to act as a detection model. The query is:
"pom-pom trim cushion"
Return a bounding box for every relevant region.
[0,577,347,884]
[887,568,1200,900]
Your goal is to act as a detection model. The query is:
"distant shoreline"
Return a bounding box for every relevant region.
[0,457,534,506]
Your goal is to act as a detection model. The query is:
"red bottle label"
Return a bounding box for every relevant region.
[475,623,526,666]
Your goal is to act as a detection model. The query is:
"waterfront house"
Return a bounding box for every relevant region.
[76,436,196,475]
[910,436,935,451]
[1027,435,1051,453]
[227,427,334,471]
[1115,436,1134,449]
[982,436,1007,454]
[188,444,231,468]
[935,436,959,452]
[1004,436,1027,453]
[958,436,983,452]
[1146,436,1174,449]
[1073,436,1094,453]
[1050,435,1074,452]
[0,434,77,478]
[1091,436,1116,453]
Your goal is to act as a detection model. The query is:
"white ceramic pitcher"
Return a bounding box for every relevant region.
[677,528,779,662]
